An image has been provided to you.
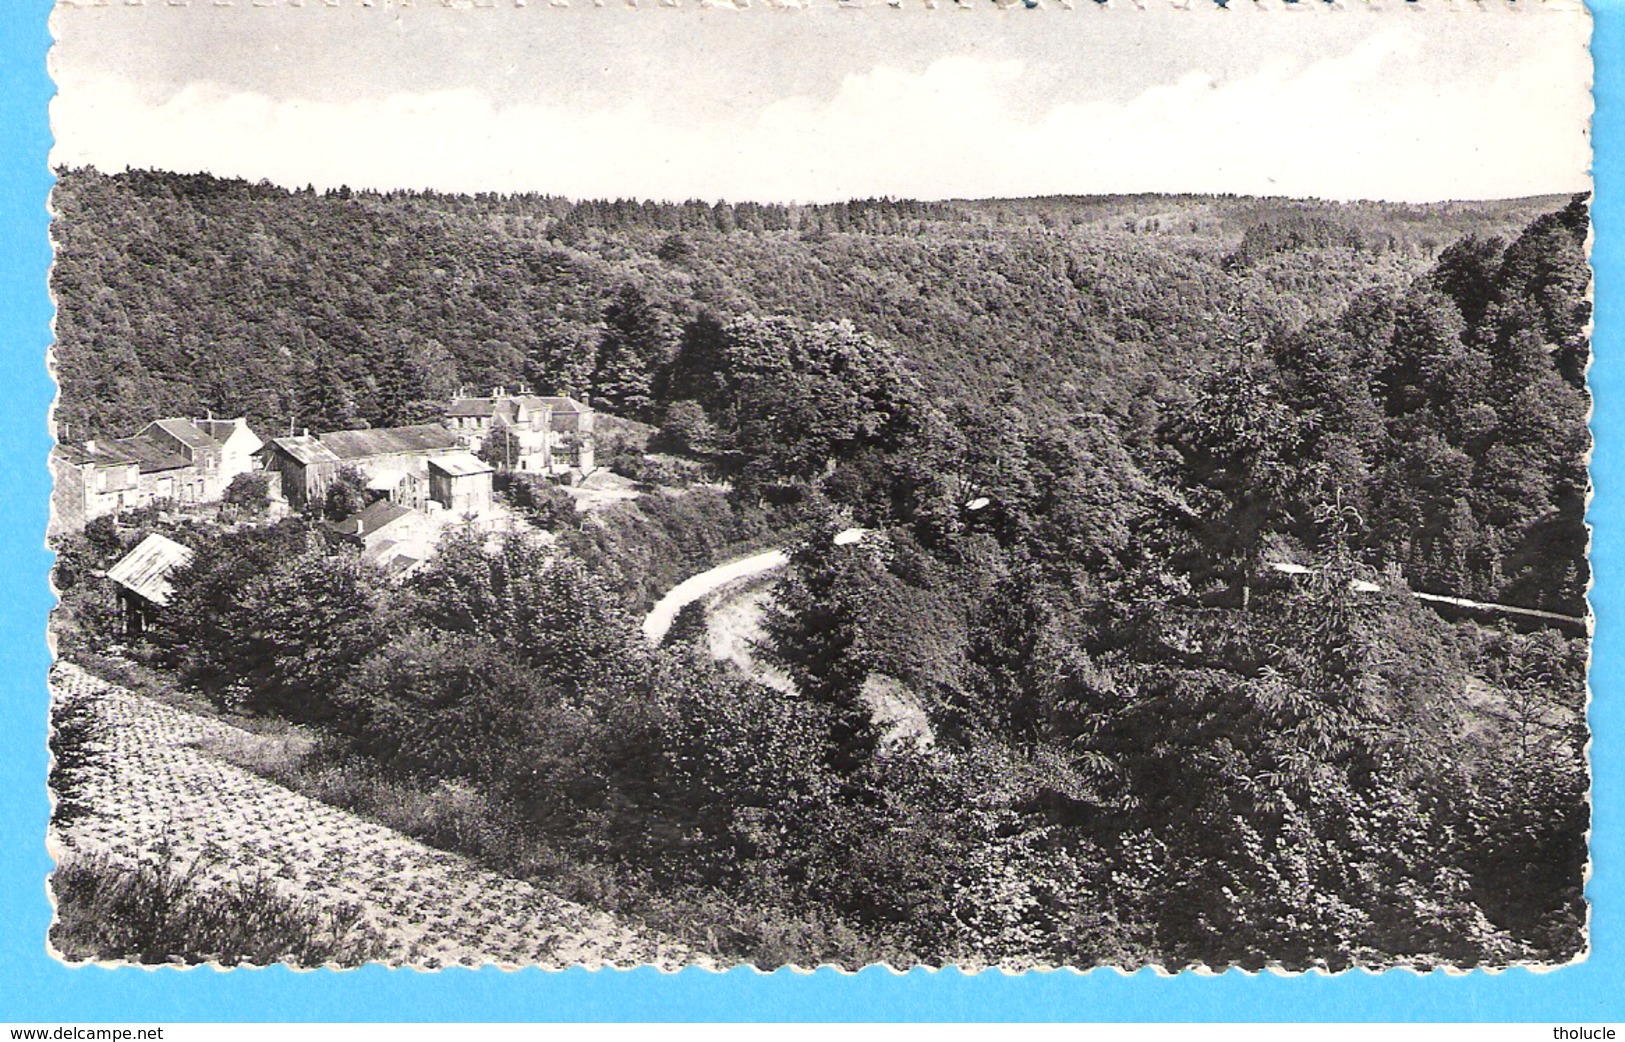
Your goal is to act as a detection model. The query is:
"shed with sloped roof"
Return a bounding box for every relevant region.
[259,425,470,511]
[106,533,196,636]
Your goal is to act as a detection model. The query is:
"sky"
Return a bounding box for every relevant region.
[49,0,1593,204]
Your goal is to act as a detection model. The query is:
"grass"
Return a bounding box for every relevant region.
[69,649,310,740]
[217,738,580,888]
[51,846,385,967]
[207,736,898,967]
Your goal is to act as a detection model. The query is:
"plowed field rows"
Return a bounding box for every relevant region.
[50,662,688,969]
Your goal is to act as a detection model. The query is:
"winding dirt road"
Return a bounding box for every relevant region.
[641,528,866,644]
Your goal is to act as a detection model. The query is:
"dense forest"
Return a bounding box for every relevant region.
[51,170,1563,438]
[50,169,1590,969]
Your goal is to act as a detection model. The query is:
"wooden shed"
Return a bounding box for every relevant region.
[105,533,195,637]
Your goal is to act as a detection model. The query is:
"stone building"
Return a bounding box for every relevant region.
[50,417,264,537]
[260,423,492,515]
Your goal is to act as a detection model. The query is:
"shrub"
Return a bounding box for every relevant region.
[50,514,126,592]
[495,472,579,531]
[48,683,109,826]
[50,848,385,967]
[50,577,123,657]
[561,488,787,610]
[605,450,706,489]
[222,472,272,516]
[321,465,370,522]
[162,532,390,721]
[661,601,709,648]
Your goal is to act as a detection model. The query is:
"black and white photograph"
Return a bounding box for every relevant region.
[43,0,1593,973]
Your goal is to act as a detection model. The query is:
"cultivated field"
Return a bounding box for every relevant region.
[48,663,688,969]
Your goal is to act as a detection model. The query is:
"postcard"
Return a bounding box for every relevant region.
[36,0,1595,986]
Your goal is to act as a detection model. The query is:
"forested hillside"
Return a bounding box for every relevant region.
[50,168,1591,969]
[51,169,1561,440]
[51,169,1586,613]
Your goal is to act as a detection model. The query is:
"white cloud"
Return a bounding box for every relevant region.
[50,23,1589,202]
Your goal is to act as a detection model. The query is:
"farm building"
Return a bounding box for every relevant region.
[261,424,461,511]
[105,533,195,636]
[50,417,266,537]
[427,453,493,515]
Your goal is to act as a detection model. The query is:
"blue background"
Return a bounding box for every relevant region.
[1,0,1617,1022]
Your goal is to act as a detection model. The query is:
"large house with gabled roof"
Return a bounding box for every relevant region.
[442,388,595,475]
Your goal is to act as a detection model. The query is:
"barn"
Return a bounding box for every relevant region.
[260,424,462,510]
[427,453,494,516]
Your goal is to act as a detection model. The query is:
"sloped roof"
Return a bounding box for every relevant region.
[364,541,425,580]
[195,418,264,453]
[107,533,195,607]
[319,424,459,460]
[331,499,415,538]
[264,434,343,467]
[92,435,192,475]
[529,396,589,413]
[445,397,500,418]
[145,418,216,452]
[52,443,100,467]
[427,452,493,478]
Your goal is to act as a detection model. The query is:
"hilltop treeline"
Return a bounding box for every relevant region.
[51,168,1559,441]
[49,168,1591,969]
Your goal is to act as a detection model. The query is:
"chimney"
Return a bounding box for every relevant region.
[355,518,365,536]
[302,428,310,437]
[84,439,98,453]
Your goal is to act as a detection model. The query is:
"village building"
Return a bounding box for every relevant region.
[105,532,194,637]
[327,499,440,581]
[261,423,493,516]
[428,454,495,515]
[443,389,596,477]
[50,417,265,537]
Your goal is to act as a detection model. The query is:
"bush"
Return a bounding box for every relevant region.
[48,683,109,826]
[222,472,272,516]
[495,472,579,531]
[50,514,126,592]
[50,576,122,657]
[50,848,385,966]
[339,629,560,780]
[321,465,370,521]
[561,488,786,609]
[605,450,706,489]
[161,531,390,721]
[661,601,709,648]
